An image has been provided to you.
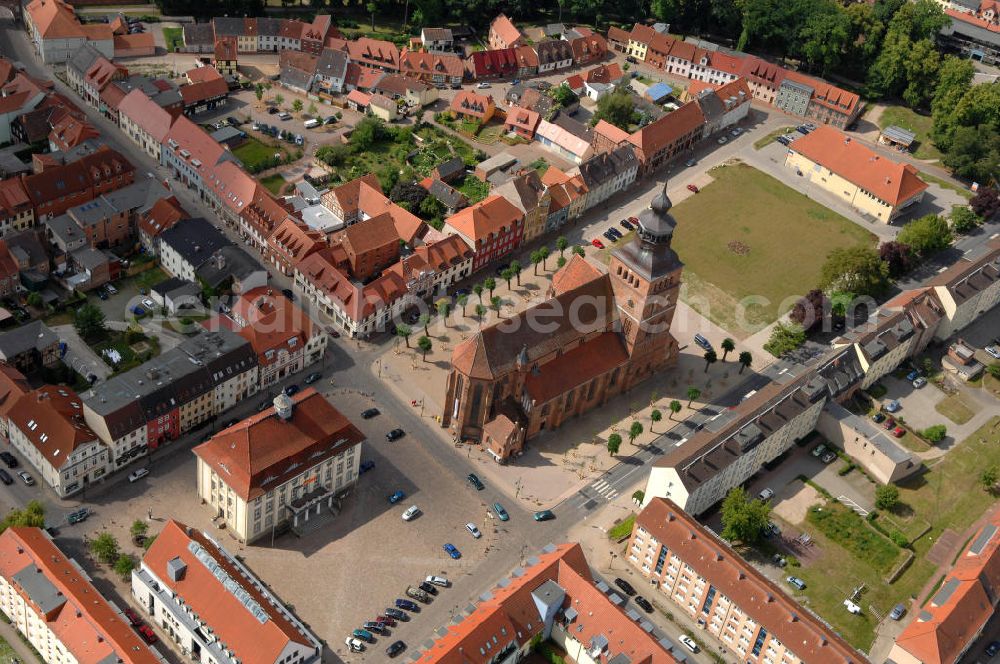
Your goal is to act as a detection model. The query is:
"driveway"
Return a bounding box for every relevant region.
[51,324,110,381]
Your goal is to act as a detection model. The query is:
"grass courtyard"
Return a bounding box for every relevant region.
[877,105,943,162]
[790,416,1000,651]
[232,138,286,174]
[259,173,287,195]
[667,163,876,337]
[162,26,184,52]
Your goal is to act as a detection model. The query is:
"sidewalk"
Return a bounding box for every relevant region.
[0,618,40,664]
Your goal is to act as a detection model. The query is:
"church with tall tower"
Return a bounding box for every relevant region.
[441,183,684,462]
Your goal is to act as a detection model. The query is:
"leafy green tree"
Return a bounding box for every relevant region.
[308,102,317,116]
[591,90,635,131]
[556,236,569,257]
[474,304,487,324]
[418,313,431,336]
[897,214,952,256]
[130,520,149,541]
[484,277,496,300]
[396,323,412,348]
[114,554,137,580]
[942,125,1000,183]
[0,501,45,533]
[720,338,735,361]
[255,83,264,102]
[981,466,999,492]
[539,246,551,270]
[500,268,515,290]
[74,304,107,341]
[556,256,567,269]
[669,400,682,419]
[457,294,469,317]
[550,84,578,108]
[510,260,522,285]
[628,421,644,447]
[738,351,753,374]
[799,3,851,75]
[417,335,432,361]
[473,283,484,303]
[902,39,941,108]
[820,246,890,298]
[931,56,975,138]
[875,484,899,510]
[686,386,701,407]
[490,295,502,314]
[274,93,284,107]
[530,250,543,276]
[292,99,303,113]
[90,533,120,565]
[950,206,981,234]
[573,245,586,258]
[437,301,451,326]
[764,322,807,358]
[26,292,42,307]
[607,433,622,456]
[650,409,662,432]
[703,349,718,372]
[922,424,947,442]
[720,487,771,544]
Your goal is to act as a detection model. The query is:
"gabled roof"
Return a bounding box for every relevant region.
[347,37,400,69]
[117,89,175,142]
[569,33,607,62]
[25,0,85,39]
[214,36,238,61]
[9,386,97,469]
[490,14,523,45]
[790,125,927,206]
[399,49,464,78]
[141,520,317,664]
[450,90,495,118]
[114,32,154,54]
[137,196,186,239]
[504,105,540,133]
[315,47,348,80]
[267,217,324,265]
[444,194,523,245]
[534,39,574,64]
[628,100,705,155]
[468,48,519,76]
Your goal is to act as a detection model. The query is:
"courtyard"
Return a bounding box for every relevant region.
[667,163,876,338]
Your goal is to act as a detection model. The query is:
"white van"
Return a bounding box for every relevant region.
[303,118,320,129]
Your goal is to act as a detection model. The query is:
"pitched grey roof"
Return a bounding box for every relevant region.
[427,179,467,210]
[280,66,314,92]
[183,23,215,46]
[71,247,109,271]
[0,321,59,359]
[67,44,104,80]
[315,48,348,80]
[212,17,245,37]
[577,145,637,188]
[257,18,282,37]
[194,245,265,288]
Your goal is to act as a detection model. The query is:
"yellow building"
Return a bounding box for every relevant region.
[193,390,365,543]
[785,125,928,222]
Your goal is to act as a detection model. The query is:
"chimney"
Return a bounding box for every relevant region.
[215,251,226,270]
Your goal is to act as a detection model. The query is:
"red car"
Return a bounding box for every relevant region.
[136,624,158,644]
[123,608,142,626]
[687,184,699,193]
[375,616,395,626]
[628,216,639,224]
[892,426,906,438]
[883,417,895,430]
[591,238,605,249]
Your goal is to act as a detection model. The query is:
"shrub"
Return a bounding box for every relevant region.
[875,484,900,510]
[838,463,856,476]
[890,531,909,548]
[923,424,947,442]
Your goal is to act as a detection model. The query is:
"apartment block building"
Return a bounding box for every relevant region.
[627,498,863,664]
[928,238,1000,340]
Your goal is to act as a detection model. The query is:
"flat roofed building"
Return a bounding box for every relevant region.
[133,520,322,664]
[193,389,365,542]
[0,527,165,664]
[628,499,864,664]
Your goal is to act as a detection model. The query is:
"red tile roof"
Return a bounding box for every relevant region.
[790,125,928,206]
[594,118,630,146]
[296,247,408,322]
[468,48,518,78]
[194,388,364,501]
[347,37,400,70]
[947,7,1000,33]
[569,33,608,63]
[450,90,495,120]
[514,44,539,68]
[444,194,523,243]
[48,115,99,151]
[894,506,1000,664]
[399,49,464,78]
[179,77,229,106]
[113,32,155,55]
[525,331,628,402]
[0,177,32,218]
[0,527,163,664]
[346,88,371,107]
[118,89,175,143]
[503,105,540,133]
[413,542,677,663]
[25,0,85,39]
[214,36,238,61]
[783,70,860,116]
[490,14,523,46]
[636,498,864,663]
[141,520,315,664]
[628,100,705,156]
[0,362,29,422]
[267,218,324,266]
[185,65,223,84]
[137,196,186,239]
[232,287,314,365]
[9,386,97,469]
[585,62,623,84]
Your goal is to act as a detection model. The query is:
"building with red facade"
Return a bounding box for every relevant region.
[443,194,524,271]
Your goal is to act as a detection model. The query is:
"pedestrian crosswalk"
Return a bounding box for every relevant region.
[590,479,619,501]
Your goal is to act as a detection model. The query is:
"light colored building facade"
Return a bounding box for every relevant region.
[132,520,322,664]
[0,527,165,664]
[193,390,365,543]
[816,402,919,484]
[627,498,864,664]
[928,239,1000,340]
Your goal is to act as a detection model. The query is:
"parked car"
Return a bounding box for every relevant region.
[717,136,728,145]
[130,305,145,316]
[986,345,1000,360]
[362,408,381,419]
[467,473,484,490]
[425,575,449,587]
[386,641,406,657]
[786,576,806,590]
[912,377,927,388]
[796,125,811,135]
[885,399,901,413]
[418,581,438,595]
[0,451,17,468]
[137,624,157,644]
[124,608,142,626]
[389,490,406,504]
[284,384,299,396]
[811,443,828,458]
[986,641,1000,658]
[0,470,12,485]
[693,333,713,351]
[477,82,491,89]
[684,158,697,167]
[68,508,90,524]
[18,471,34,486]
[351,629,374,643]
[359,460,375,474]
[758,487,774,501]
[892,426,906,438]
[614,577,636,596]
[872,412,886,423]
[304,372,322,384]
[443,543,461,559]
[772,553,787,567]
[493,502,509,521]
[465,523,482,539]
[634,596,654,613]
[884,417,896,430]
[889,603,906,620]
[776,135,791,146]
[362,621,386,634]
[619,218,635,231]
[386,428,405,441]
[821,451,836,464]
[385,608,407,620]
[602,230,618,242]
[686,184,699,193]
[730,128,743,137]
[591,238,605,249]
[533,510,555,521]
[607,227,623,239]
[402,505,420,521]
[679,635,699,653]
[344,637,365,652]
[906,369,920,382]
